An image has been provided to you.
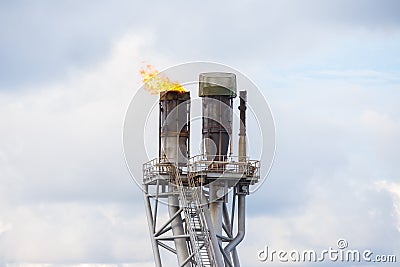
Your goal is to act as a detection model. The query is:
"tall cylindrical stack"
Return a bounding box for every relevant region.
[199,72,237,162]
[199,72,237,263]
[159,91,190,166]
[159,90,191,266]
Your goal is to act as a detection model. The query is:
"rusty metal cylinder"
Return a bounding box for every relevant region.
[199,72,237,162]
[159,91,190,166]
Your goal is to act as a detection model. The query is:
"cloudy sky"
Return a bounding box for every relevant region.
[0,0,399,266]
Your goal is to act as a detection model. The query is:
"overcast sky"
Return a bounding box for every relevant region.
[0,1,399,266]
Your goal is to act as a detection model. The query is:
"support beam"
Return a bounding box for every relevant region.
[209,183,224,262]
[155,235,190,240]
[223,198,239,266]
[168,185,190,266]
[157,241,177,254]
[200,192,225,266]
[154,207,183,237]
[143,184,162,267]
[224,194,246,267]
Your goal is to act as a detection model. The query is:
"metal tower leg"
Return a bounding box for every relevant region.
[143,184,162,267]
[224,194,246,266]
[210,183,224,245]
[222,202,240,266]
[199,192,225,266]
[168,185,190,266]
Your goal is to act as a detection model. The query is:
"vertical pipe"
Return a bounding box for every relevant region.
[187,100,191,159]
[153,179,160,233]
[229,97,233,158]
[143,184,162,267]
[200,191,225,266]
[224,194,246,266]
[159,100,162,159]
[222,202,232,235]
[232,249,240,267]
[168,185,190,267]
[238,91,247,163]
[227,90,247,266]
[223,202,240,265]
[209,182,224,264]
[210,183,223,245]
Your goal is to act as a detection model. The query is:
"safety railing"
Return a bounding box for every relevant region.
[143,155,260,183]
[143,158,176,183]
[188,155,260,179]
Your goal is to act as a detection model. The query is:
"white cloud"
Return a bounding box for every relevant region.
[2,0,400,86]
[240,178,400,266]
[0,32,174,263]
[2,203,152,262]
[239,70,400,266]
[0,221,12,235]
[311,70,400,82]
[376,181,400,232]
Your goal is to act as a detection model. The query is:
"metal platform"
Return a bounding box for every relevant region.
[188,155,260,186]
[143,155,260,186]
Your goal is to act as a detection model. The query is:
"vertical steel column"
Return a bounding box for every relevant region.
[210,183,224,245]
[143,184,162,267]
[223,90,248,266]
[238,91,247,163]
[200,191,225,266]
[168,185,190,266]
[224,192,246,267]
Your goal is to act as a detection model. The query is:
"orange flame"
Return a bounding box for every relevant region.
[140,65,187,94]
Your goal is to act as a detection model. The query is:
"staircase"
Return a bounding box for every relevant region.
[172,166,217,266]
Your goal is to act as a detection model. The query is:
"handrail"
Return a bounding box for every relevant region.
[143,155,260,183]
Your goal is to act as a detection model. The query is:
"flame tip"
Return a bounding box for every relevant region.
[139,64,187,94]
